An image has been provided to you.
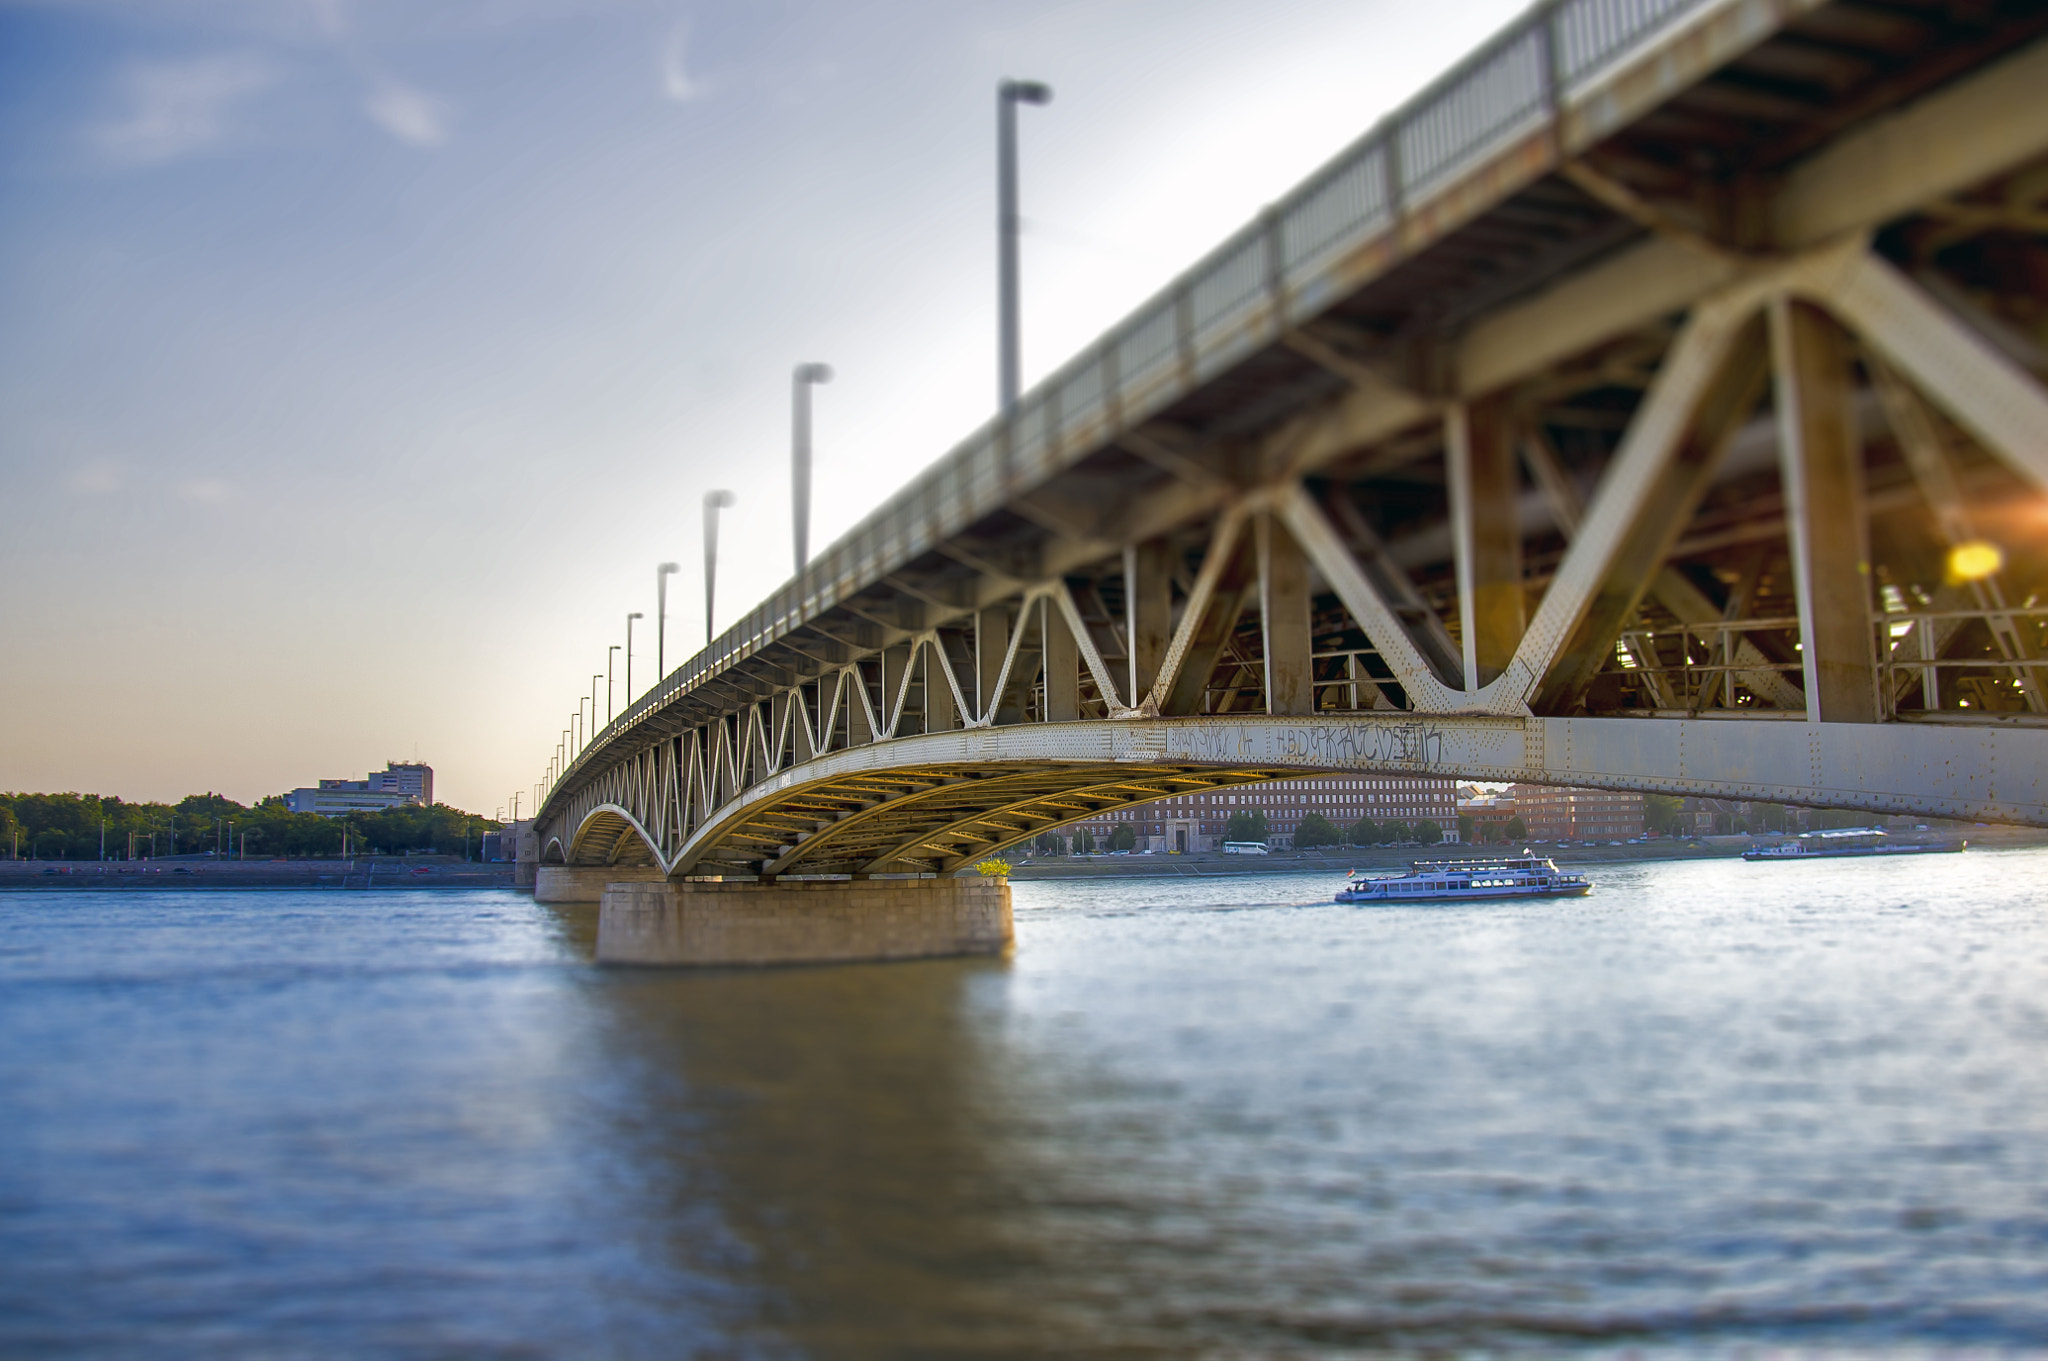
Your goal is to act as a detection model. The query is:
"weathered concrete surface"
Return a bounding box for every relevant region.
[596,876,1014,967]
[533,864,665,904]
[513,820,538,888]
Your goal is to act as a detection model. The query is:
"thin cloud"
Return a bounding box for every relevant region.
[365,83,448,147]
[69,463,122,495]
[179,478,233,504]
[659,20,704,102]
[93,53,277,165]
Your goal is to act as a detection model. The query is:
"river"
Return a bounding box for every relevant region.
[4,851,2045,1354]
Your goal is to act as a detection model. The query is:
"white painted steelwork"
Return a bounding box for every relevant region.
[532,1,2048,875]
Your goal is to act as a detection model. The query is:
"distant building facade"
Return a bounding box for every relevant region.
[1457,786,1518,832]
[285,762,436,817]
[1056,774,1459,853]
[368,761,433,806]
[1508,784,1646,841]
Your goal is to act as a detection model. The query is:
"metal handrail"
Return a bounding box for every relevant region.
[545,0,1724,809]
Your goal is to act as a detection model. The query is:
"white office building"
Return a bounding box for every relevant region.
[284,762,436,817]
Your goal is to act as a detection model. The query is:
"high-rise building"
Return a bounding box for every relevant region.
[369,762,433,807]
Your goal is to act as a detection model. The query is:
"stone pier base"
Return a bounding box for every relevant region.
[534,864,667,904]
[597,876,1014,967]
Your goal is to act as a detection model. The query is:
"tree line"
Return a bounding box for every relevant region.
[0,791,498,861]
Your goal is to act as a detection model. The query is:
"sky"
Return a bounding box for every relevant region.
[0,0,1529,817]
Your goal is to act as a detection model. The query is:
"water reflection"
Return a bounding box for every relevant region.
[582,937,1121,1353]
[549,853,2048,1352]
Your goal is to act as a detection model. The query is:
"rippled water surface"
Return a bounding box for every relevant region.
[4,851,2047,1355]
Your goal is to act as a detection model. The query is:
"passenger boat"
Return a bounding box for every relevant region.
[1335,851,1591,903]
[1741,827,1966,861]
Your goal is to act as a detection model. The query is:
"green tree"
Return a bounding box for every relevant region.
[1110,824,1137,851]
[1504,815,1528,841]
[1381,819,1410,844]
[1224,808,1268,843]
[1643,794,1684,836]
[1415,819,1443,845]
[1295,812,1340,848]
[1347,816,1378,846]
[1456,813,1474,843]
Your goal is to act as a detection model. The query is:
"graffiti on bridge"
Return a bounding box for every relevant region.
[1164,720,1448,769]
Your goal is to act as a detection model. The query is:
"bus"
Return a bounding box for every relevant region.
[1222,841,1270,856]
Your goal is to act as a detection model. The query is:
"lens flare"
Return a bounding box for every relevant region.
[1946,540,2004,582]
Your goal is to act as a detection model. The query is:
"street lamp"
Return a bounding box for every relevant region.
[607,647,620,724]
[656,563,680,682]
[591,674,603,742]
[792,363,832,575]
[704,489,735,645]
[998,78,1053,417]
[625,611,644,704]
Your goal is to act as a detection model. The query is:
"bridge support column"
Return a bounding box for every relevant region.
[596,876,1014,968]
[534,864,667,904]
[1772,297,1878,722]
[1041,596,1079,721]
[1125,539,1174,705]
[1447,399,1525,688]
[1257,513,1314,715]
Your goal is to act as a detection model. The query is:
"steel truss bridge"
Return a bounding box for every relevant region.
[536,0,2048,878]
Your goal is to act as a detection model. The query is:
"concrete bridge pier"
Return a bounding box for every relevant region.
[596,876,1013,968]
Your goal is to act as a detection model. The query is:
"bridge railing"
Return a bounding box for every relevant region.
[550,0,1721,807]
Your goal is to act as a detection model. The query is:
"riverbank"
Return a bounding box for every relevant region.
[1005,823,2048,879]
[0,857,514,890]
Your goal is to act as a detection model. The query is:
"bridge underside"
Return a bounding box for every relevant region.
[537,1,2048,879]
[547,716,2047,876]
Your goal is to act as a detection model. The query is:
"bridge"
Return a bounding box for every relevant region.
[527,0,2048,964]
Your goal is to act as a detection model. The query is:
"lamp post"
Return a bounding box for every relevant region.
[625,611,644,705]
[704,489,735,645]
[792,363,832,575]
[591,674,604,742]
[656,563,680,682]
[998,78,1053,417]
[607,648,620,724]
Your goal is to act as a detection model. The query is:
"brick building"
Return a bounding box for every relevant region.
[1508,784,1646,841]
[1456,785,1518,833]
[1059,774,1460,852]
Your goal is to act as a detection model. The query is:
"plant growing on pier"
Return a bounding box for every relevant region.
[974,858,1012,878]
